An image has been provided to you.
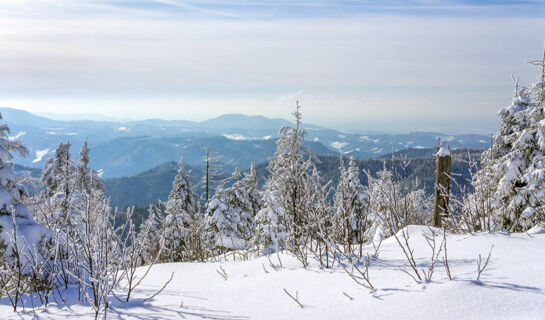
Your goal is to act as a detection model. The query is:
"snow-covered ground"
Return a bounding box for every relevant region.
[2,225,544,319]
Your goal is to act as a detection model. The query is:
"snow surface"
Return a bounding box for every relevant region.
[32,148,50,163]
[223,133,249,141]
[331,141,349,150]
[2,225,544,319]
[8,131,26,140]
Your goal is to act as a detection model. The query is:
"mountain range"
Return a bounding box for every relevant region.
[1,107,491,178]
[101,149,481,209]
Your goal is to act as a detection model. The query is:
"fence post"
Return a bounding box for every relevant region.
[433,140,451,228]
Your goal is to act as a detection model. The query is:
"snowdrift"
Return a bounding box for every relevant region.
[2,225,544,319]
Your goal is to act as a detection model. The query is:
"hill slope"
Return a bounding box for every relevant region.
[104,150,482,209]
[3,226,543,319]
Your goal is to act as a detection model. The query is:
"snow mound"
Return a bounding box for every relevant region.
[526,225,545,234]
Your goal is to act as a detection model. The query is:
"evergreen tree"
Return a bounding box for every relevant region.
[242,163,261,217]
[166,158,195,215]
[205,168,255,250]
[304,166,333,265]
[469,50,545,231]
[37,142,78,229]
[0,112,50,273]
[75,140,104,197]
[253,102,313,253]
[333,156,369,250]
[40,142,73,198]
[161,157,197,262]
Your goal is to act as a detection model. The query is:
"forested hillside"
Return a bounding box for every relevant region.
[103,148,482,209]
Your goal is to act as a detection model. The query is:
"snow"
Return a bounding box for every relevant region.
[216,236,248,250]
[526,225,545,234]
[45,131,78,136]
[32,148,50,163]
[0,145,12,164]
[8,131,26,140]
[263,135,273,140]
[437,141,451,156]
[223,133,248,141]
[3,226,544,319]
[330,141,349,150]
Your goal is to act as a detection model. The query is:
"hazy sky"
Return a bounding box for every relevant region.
[1,0,544,133]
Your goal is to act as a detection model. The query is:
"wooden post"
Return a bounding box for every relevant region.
[433,140,451,228]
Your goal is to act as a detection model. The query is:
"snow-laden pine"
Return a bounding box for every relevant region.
[468,54,545,231]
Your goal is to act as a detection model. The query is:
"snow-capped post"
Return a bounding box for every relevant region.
[433,139,451,227]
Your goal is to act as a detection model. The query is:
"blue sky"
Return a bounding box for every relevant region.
[0,0,544,133]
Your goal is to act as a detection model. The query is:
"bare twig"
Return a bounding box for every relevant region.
[283,288,304,308]
[476,245,494,281]
[342,292,354,301]
[216,265,228,280]
[143,272,174,303]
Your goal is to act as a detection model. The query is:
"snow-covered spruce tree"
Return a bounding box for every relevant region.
[205,168,255,252]
[468,51,545,231]
[253,102,313,254]
[0,112,51,311]
[161,157,198,262]
[243,163,261,218]
[75,140,104,199]
[37,142,77,229]
[231,167,258,241]
[332,156,369,254]
[303,165,333,267]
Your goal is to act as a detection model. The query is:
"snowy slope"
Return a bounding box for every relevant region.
[2,226,544,319]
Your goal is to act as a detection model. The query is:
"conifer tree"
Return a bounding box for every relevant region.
[0,112,50,277]
[37,142,77,229]
[333,156,369,251]
[242,163,261,217]
[205,168,255,250]
[469,48,545,231]
[75,140,104,198]
[161,157,198,262]
[253,102,313,253]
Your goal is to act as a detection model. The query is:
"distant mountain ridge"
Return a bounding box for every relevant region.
[1,107,490,178]
[103,149,482,209]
